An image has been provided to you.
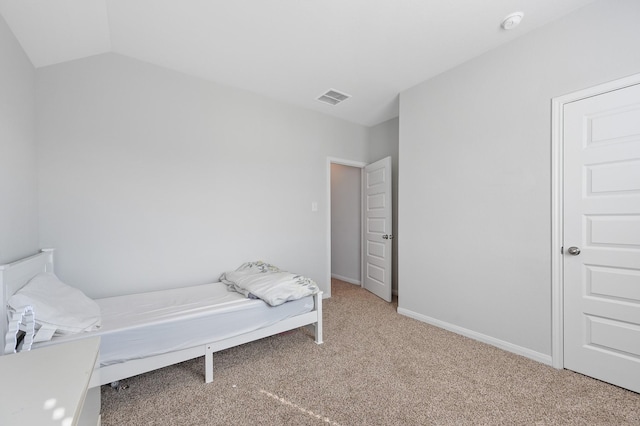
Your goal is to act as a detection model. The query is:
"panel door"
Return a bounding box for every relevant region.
[563,82,640,393]
[363,157,392,302]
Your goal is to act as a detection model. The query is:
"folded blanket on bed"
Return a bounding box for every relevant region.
[220,261,319,307]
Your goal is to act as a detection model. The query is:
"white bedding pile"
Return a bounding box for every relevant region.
[7,272,101,343]
[220,261,319,306]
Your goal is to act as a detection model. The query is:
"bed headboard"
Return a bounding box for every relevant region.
[0,249,54,354]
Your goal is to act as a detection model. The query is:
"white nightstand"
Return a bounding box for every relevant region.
[0,337,100,426]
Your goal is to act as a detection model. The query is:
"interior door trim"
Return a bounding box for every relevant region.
[550,72,640,370]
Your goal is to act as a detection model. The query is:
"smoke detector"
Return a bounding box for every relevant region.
[501,12,524,30]
[317,89,351,106]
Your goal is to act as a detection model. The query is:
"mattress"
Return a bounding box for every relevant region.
[33,282,314,366]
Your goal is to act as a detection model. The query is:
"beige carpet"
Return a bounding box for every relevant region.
[101,279,640,425]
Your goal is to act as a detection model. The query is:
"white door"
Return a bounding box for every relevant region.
[363,157,392,302]
[563,82,640,393]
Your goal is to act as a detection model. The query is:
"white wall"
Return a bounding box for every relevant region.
[0,15,39,264]
[368,118,399,293]
[36,53,369,298]
[398,0,640,360]
[330,164,361,283]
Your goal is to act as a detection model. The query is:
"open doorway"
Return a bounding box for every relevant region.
[327,157,394,301]
[327,158,366,299]
[330,163,362,286]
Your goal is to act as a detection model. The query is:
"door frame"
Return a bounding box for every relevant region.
[551,72,640,369]
[326,157,368,299]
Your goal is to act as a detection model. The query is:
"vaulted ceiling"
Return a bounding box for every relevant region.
[0,0,595,126]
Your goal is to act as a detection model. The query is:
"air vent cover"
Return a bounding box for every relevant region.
[317,89,351,106]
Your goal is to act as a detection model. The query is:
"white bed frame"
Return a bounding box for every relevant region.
[0,250,323,387]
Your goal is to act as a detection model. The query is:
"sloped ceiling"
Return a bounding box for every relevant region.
[0,0,595,126]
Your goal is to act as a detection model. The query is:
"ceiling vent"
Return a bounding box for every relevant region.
[317,89,351,106]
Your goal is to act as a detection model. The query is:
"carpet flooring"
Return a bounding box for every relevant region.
[101,279,640,425]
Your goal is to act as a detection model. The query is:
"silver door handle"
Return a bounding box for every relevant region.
[567,246,581,255]
[382,235,394,240]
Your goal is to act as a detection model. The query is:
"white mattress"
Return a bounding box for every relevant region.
[34,282,314,366]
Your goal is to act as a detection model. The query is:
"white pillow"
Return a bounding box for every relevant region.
[8,272,101,336]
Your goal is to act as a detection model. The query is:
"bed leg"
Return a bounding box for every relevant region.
[205,344,213,383]
[314,292,323,345]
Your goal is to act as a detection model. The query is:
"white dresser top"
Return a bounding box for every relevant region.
[0,337,99,426]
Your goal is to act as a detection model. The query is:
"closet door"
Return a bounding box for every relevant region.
[563,82,640,393]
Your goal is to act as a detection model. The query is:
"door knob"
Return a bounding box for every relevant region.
[382,234,394,240]
[567,246,581,256]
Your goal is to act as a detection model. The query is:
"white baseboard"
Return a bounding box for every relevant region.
[331,274,361,285]
[397,307,552,366]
